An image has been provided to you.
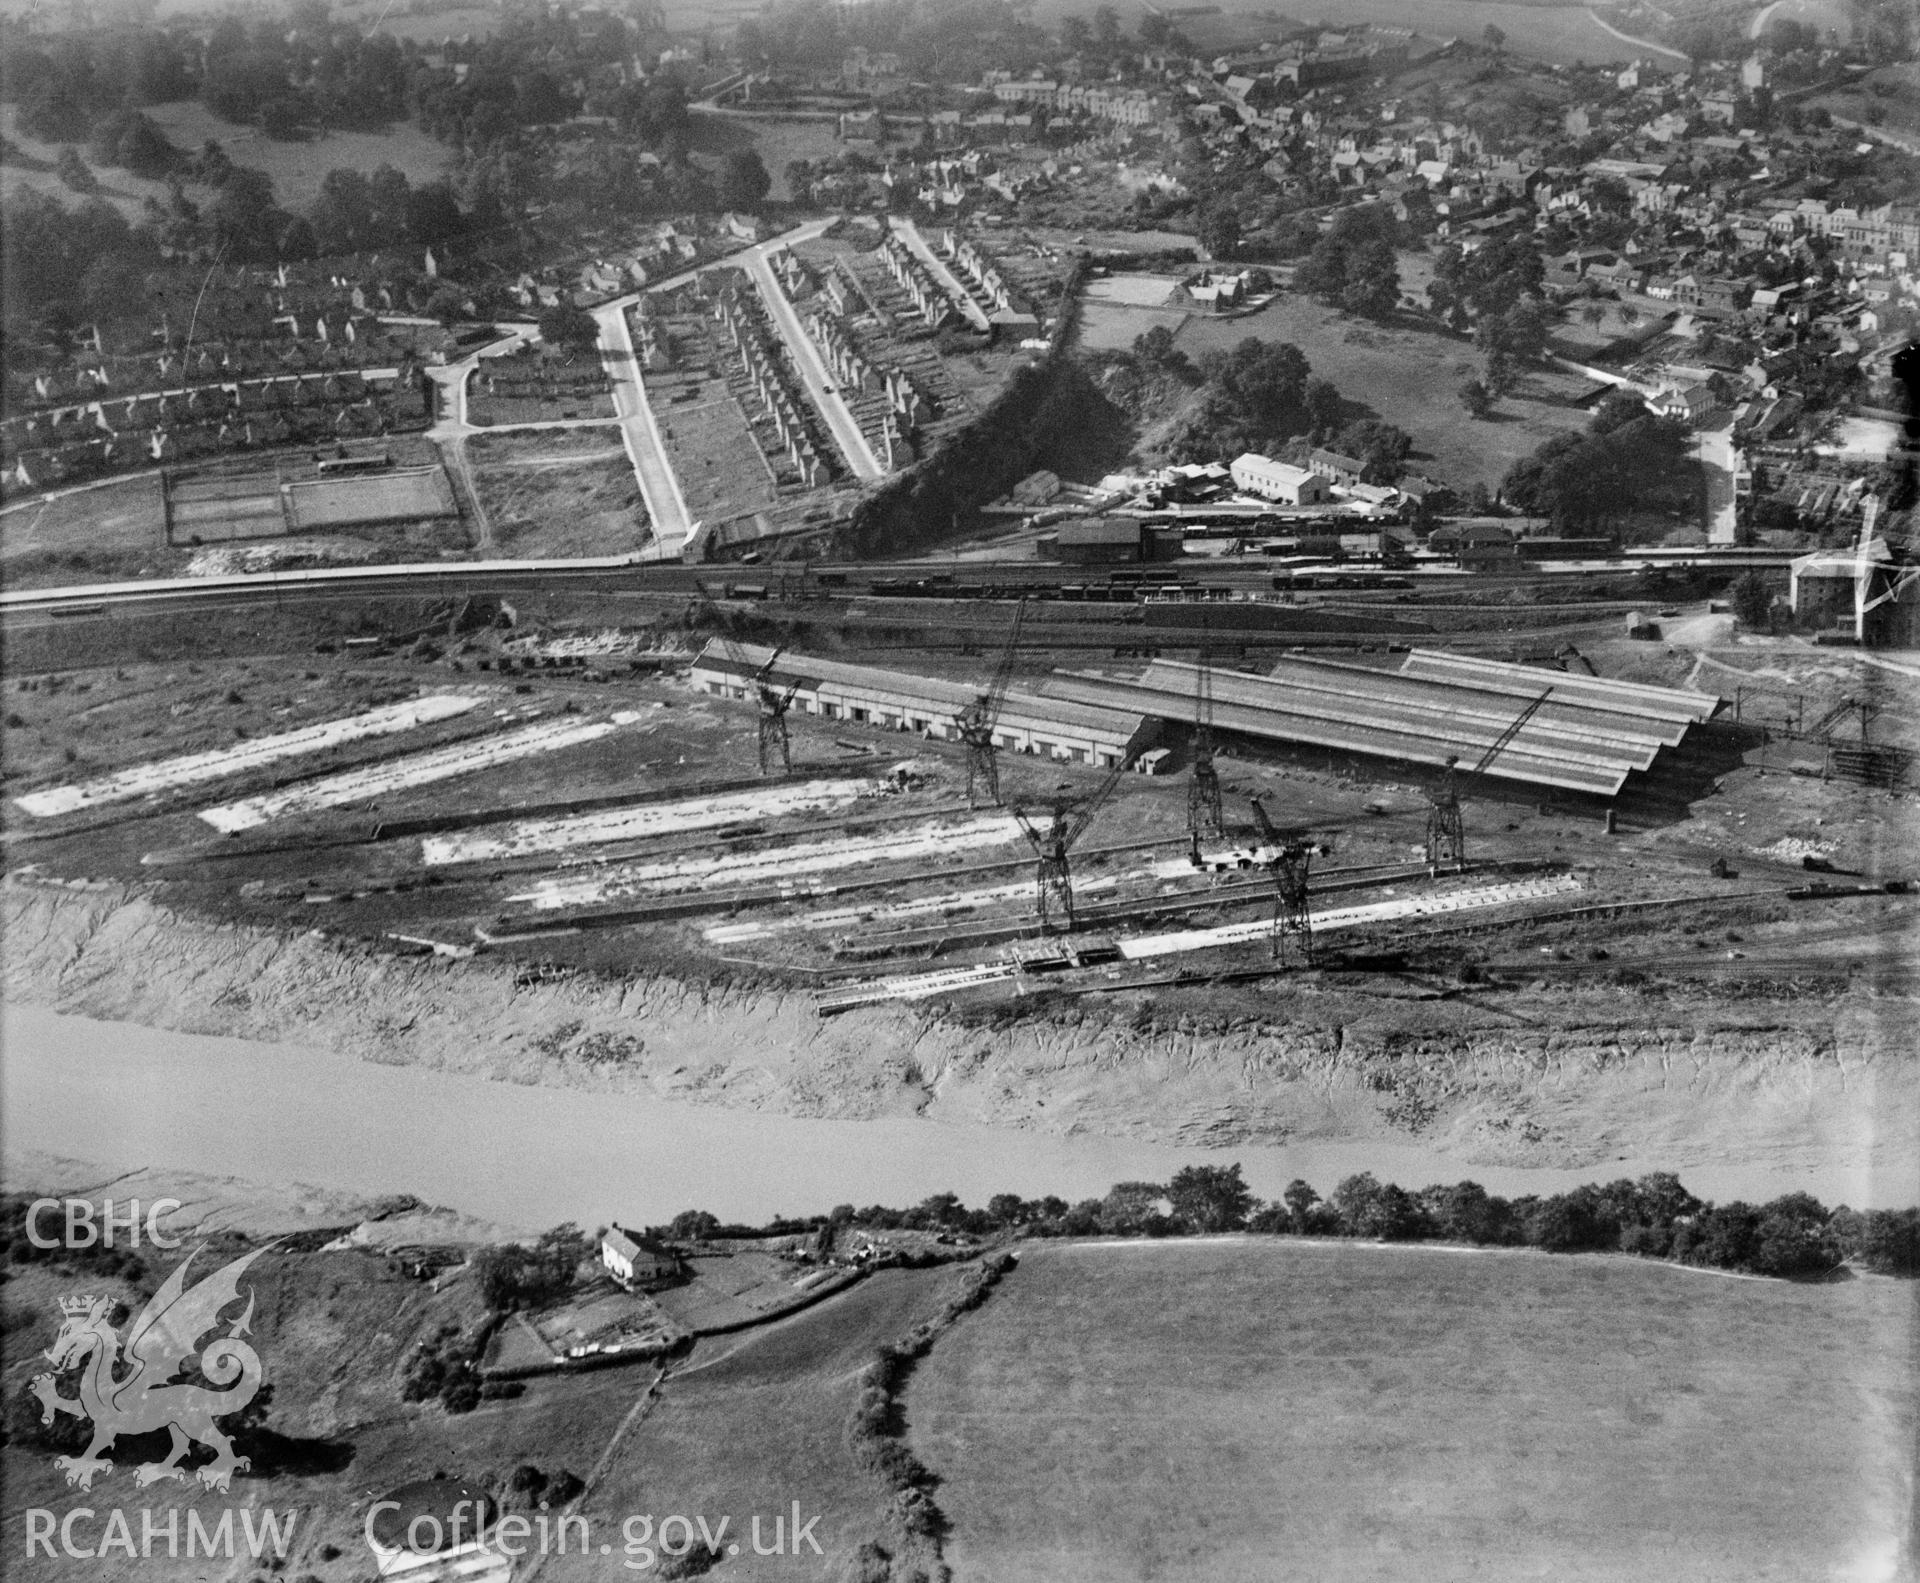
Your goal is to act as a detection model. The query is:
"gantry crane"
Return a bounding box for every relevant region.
[955,597,1028,809]
[1012,752,1133,932]
[1425,687,1555,874]
[694,580,802,777]
[1187,646,1224,856]
[1249,796,1314,965]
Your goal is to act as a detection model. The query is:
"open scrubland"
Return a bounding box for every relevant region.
[910,1237,1917,1583]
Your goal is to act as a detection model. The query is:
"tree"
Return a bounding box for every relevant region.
[1131,323,1192,378]
[1331,1173,1425,1240]
[79,252,148,324]
[1281,1179,1320,1232]
[1751,1193,1839,1277]
[1167,1164,1254,1233]
[1728,571,1773,630]
[1098,1181,1165,1235]
[1459,376,1493,419]
[720,149,771,211]
[1483,23,1507,54]
[1297,209,1400,321]
[260,98,302,141]
[1334,418,1412,483]
[55,147,98,194]
[472,1224,589,1313]
[667,1209,720,1240]
[539,301,600,353]
[1197,202,1242,261]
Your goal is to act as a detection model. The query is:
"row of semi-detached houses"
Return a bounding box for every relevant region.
[986,78,1166,126]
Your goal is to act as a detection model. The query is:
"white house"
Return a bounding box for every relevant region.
[601,1227,681,1289]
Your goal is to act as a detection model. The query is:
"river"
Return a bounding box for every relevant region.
[1,1005,1897,1229]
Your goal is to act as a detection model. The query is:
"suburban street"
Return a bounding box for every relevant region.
[739,222,886,480]
[889,216,993,333]
[593,297,696,559]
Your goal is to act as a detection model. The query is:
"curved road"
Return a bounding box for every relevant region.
[1583,8,1690,62]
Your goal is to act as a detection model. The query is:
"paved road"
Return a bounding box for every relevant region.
[888,216,993,333]
[738,224,885,480]
[593,298,694,557]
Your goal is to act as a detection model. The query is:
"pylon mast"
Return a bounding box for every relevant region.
[957,597,1028,809]
[1251,796,1313,965]
[1425,688,1555,874]
[1013,751,1133,932]
[1187,645,1224,854]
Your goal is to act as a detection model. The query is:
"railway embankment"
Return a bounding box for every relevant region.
[5,874,1910,1193]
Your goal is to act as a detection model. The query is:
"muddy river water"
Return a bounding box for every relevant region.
[2,1004,1896,1227]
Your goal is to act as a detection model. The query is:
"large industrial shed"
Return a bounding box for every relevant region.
[1039,651,1721,799]
[691,642,1157,769]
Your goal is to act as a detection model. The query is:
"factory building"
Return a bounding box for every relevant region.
[691,642,1158,769]
[1230,453,1330,507]
[1040,650,1720,799]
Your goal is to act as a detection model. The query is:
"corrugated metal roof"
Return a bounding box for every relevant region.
[1399,650,1721,724]
[1045,651,1718,797]
[1048,670,1633,794]
[692,642,1149,748]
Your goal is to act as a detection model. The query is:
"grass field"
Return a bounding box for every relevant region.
[142,101,451,213]
[1171,285,1591,489]
[471,447,648,558]
[1020,0,1649,63]
[570,1266,963,1581]
[909,1238,1916,1583]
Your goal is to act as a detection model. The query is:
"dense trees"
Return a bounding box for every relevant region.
[1169,336,1327,461]
[650,1173,1919,1281]
[1295,206,1400,320]
[1502,399,1696,535]
[1428,235,1545,334]
[472,1224,591,1313]
[720,149,773,212]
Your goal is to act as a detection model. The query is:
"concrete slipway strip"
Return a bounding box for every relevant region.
[420,778,879,866]
[13,695,483,818]
[507,815,1026,911]
[703,873,1126,944]
[199,713,635,834]
[814,875,1586,1011]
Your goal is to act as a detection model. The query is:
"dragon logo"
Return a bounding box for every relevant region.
[29,1244,271,1493]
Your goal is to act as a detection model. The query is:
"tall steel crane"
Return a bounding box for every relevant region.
[1249,795,1314,965]
[1012,752,1133,932]
[1425,687,1555,874]
[955,597,1028,809]
[1187,645,1224,855]
[694,580,801,777]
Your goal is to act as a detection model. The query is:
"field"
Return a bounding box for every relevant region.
[1814,61,1920,139]
[0,475,167,585]
[688,112,850,203]
[470,438,650,559]
[1170,284,1592,489]
[1018,0,1652,63]
[283,467,458,531]
[142,101,451,213]
[0,108,171,223]
[909,1238,1918,1583]
[573,1265,967,1581]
